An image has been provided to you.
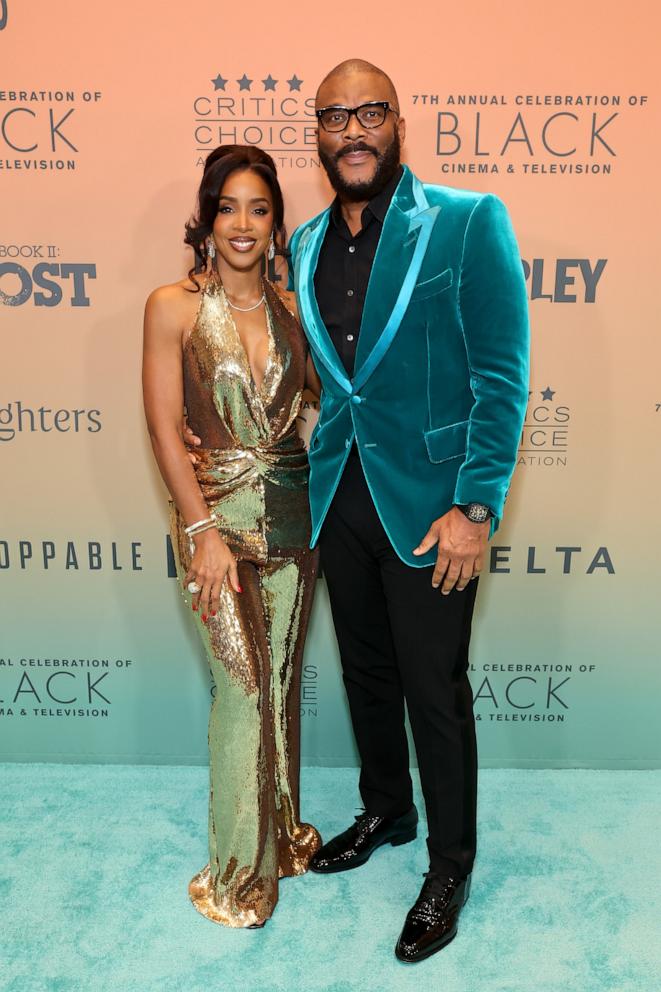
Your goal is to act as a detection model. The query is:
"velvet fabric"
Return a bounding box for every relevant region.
[289,166,530,567]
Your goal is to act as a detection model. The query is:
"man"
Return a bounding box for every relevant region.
[288,59,529,963]
[186,59,529,961]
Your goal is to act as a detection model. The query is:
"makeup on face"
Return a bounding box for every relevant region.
[213,170,273,264]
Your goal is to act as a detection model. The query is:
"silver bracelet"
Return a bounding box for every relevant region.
[184,514,216,536]
[189,519,217,539]
[187,518,218,555]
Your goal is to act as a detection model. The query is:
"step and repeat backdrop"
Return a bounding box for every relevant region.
[1,1,659,767]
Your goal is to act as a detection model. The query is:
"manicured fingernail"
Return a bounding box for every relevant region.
[192,603,198,611]
[201,614,208,623]
[211,610,217,617]
[237,585,243,593]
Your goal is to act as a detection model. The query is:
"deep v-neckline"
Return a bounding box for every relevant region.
[221,280,274,396]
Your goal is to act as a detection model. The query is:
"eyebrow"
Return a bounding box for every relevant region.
[218,195,271,204]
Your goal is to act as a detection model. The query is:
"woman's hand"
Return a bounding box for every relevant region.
[183,528,242,621]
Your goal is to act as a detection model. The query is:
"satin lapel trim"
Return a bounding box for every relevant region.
[352,202,441,393]
[295,211,352,395]
[353,170,413,377]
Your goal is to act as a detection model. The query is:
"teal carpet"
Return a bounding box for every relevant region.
[0,765,659,992]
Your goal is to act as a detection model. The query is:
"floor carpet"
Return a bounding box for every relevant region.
[0,765,659,992]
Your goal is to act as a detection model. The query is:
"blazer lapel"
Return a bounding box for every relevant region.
[294,167,440,397]
[352,168,440,393]
[295,211,353,395]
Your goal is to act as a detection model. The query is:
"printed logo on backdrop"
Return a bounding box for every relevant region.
[0,242,96,306]
[522,258,606,303]
[518,385,569,467]
[410,91,649,177]
[0,402,102,442]
[0,89,102,172]
[0,656,134,721]
[301,664,318,718]
[192,72,319,171]
[0,539,141,572]
[488,544,614,576]
[0,535,614,577]
[470,660,598,726]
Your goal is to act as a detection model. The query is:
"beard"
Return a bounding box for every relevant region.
[318,130,401,202]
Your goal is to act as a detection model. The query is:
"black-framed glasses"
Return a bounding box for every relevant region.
[315,101,399,133]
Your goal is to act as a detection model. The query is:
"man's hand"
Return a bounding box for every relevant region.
[182,416,202,465]
[413,506,489,593]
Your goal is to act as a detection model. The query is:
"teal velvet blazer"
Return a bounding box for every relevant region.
[288,165,530,567]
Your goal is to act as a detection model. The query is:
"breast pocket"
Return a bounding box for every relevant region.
[410,267,453,305]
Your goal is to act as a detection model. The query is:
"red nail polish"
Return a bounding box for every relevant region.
[201,614,207,623]
[192,603,198,612]
[237,585,243,593]
[211,610,217,617]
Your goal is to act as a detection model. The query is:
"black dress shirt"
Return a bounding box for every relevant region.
[314,166,403,377]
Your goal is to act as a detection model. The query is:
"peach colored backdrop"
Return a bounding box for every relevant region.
[1,0,659,766]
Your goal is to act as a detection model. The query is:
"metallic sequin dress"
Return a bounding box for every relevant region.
[170,274,321,928]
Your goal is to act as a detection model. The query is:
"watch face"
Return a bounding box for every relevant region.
[468,504,489,522]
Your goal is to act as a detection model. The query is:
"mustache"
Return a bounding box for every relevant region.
[335,142,378,160]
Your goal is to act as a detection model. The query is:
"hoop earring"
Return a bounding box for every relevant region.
[267,235,275,261]
[206,238,216,262]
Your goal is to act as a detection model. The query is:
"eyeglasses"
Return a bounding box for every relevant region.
[315,101,399,133]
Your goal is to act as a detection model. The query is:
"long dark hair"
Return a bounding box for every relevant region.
[184,145,286,290]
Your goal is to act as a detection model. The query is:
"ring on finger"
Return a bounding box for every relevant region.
[187,581,202,594]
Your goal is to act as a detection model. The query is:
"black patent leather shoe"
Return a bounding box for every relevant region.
[309,806,418,874]
[395,872,471,963]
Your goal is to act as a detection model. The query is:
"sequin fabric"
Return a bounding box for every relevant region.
[170,275,321,928]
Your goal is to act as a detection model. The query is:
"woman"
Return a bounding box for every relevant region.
[142,145,321,928]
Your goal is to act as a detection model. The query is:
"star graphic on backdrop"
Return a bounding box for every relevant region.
[211,74,227,91]
[287,74,303,91]
[237,74,253,91]
[541,386,555,401]
[262,74,278,91]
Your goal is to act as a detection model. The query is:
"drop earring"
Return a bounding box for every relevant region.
[206,238,216,262]
[267,235,275,261]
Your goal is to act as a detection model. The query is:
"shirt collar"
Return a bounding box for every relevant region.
[330,164,404,231]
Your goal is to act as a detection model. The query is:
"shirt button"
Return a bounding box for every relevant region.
[346,334,354,342]
[348,245,356,253]
[347,289,354,297]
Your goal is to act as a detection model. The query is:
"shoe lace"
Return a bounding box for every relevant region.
[353,807,381,830]
[410,873,457,923]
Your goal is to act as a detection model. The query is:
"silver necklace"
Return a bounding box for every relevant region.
[226,293,265,313]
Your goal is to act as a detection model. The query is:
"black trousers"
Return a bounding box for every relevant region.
[318,453,478,878]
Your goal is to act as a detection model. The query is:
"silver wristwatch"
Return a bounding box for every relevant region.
[457,502,492,524]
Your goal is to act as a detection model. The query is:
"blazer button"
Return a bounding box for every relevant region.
[351,395,363,405]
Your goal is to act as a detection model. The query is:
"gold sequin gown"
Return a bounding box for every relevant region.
[170,274,321,928]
